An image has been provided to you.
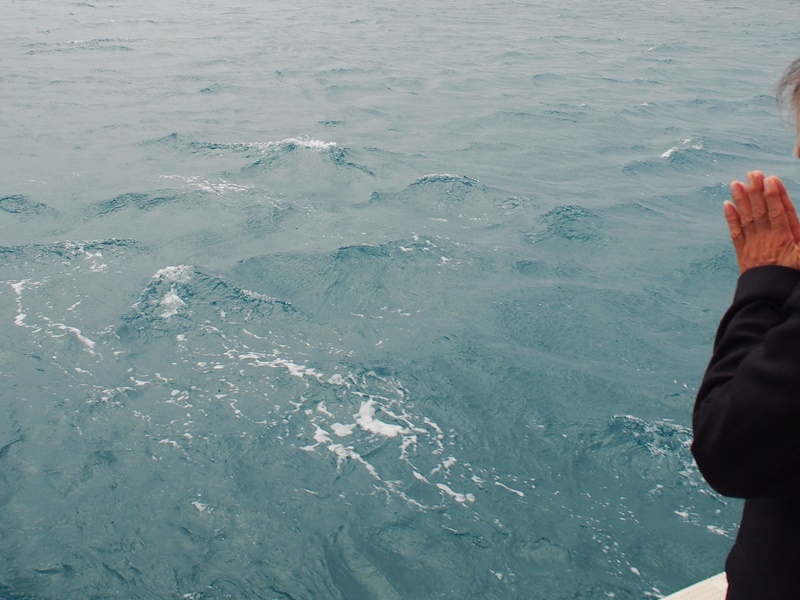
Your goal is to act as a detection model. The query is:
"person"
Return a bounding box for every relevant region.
[692,57,800,600]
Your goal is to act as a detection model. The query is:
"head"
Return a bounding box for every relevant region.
[777,57,800,156]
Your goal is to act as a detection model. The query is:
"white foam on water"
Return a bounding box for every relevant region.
[399,435,417,459]
[435,483,475,504]
[273,357,322,379]
[8,279,42,327]
[159,287,186,318]
[61,242,109,272]
[267,137,338,151]
[301,425,333,452]
[241,289,279,302]
[154,265,192,283]
[431,455,459,475]
[241,137,338,154]
[52,323,96,354]
[661,147,679,159]
[211,136,338,154]
[238,352,323,380]
[495,482,525,498]
[423,417,443,434]
[661,134,703,159]
[278,365,505,510]
[355,399,407,438]
[417,173,479,183]
[316,403,334,417]
[326,442,381,481]
[331,423,355,437]
[327,373,348,386]
[161,174,249,195]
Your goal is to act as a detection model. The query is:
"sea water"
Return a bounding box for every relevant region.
[1,0,799,598]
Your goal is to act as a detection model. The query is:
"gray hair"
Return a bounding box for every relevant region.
[777,57,800,114]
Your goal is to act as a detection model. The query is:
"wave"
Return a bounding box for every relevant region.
[538,413,739,588]
[159,174,250,196]
[528,204,604,243]
[0,229,738,598]
[369,173,534,225]
[144,135,374,199]
[151,134,342,160]
[579,414,732,520]
[531,72,566,83]
[119,264,296,338]
[241,137,374,177]
[4,250,526,517]
[0,194,56,217]
[25,37,141,54]
[85,190,205,217]
[0,238,147,262]
[623,145,735,176]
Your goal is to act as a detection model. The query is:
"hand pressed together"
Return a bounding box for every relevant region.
[725,170,800,274]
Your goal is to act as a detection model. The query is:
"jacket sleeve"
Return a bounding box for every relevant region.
[692,265,800,499]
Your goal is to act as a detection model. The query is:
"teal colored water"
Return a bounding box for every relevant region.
[1,1,799,598]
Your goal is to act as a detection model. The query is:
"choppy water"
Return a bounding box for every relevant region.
[2,1,799,598]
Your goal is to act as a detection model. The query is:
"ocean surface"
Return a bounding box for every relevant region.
[1,0,799,598]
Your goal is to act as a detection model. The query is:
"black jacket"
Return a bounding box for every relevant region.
[693,265,800,599]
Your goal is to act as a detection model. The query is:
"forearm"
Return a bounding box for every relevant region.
[692,266,800,498]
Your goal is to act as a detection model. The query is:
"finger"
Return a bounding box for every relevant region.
[746,170,768,229]
[764,176,793,240]
[723,200,746,272]
[764,176,793,231]
[770,176,800,243]
[730,180,753,234]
